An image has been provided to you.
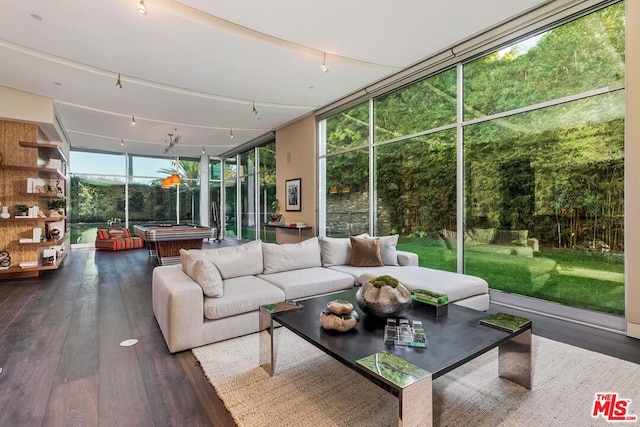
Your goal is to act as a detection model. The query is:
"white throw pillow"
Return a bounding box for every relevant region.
[373,234,399,266]
[262,237,322,274]
[319,234,369,267]
[180,249,224,297]
[199,240,264,279]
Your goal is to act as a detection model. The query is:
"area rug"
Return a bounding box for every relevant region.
[192,329,640,426]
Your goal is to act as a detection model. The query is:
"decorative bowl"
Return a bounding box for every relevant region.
[355,277,412,318]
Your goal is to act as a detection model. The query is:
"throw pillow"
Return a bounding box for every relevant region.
[373,234,399,266]
[319,233,369,267]
[349,236,383,267]
[262,237,322,274]
[108,228,127,239]
[181,249,224,297]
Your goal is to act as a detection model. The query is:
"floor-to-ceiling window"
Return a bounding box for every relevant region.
[259,141,277,242]
[209,159,222,235]
[70,150,201,244]
[318,1,626,320]
[239,150,257,240]
[324,102,370,236]
[221,138,276,241]
[223,157,238,238]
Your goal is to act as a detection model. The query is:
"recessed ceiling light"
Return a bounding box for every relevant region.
[30,13,43,21]
[54,82,62,86]
[120,339,138,347]
[308,86,314,89]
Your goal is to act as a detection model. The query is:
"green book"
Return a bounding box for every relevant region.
[479,312,531,332]
[412,289,449,306]
[356,352,430,388]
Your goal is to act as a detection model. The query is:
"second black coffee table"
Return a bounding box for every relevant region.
[259,289,532,427]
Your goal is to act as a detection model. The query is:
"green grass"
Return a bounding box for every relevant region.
[397,237,625,316]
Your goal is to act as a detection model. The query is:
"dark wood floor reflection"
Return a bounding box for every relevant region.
[0,241,638,426]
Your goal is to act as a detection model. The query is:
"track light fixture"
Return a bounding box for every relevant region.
[131,115,136,126]
[120,138,125,146]
[115,73,122,89]
[230,128,235,139]
[138,0,147,15]
[321,52,329,73]
[252,101,258,115]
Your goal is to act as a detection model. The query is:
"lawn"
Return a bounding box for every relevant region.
[397,237,625,316]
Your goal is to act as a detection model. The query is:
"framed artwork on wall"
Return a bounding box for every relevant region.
[285,178,301,211]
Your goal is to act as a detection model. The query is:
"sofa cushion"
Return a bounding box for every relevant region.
[350,266,488,303]
[199,240,263,279]
[350,236,383,267]
[203,275,285,320]
[258,267,354,300]
[180,249,224,297]
[319,234,369,267]
[262,237,322,274]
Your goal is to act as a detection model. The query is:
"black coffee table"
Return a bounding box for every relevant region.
[259,289,532,427]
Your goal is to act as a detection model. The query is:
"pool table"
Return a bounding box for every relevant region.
[134,223,215,265]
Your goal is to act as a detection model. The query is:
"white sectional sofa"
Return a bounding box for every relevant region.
[152,236,489,353]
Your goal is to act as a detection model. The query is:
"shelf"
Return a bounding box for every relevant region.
[14,234,69,246]
[19,192,66,199]
[0,252,67,275]
[0,165,66,179]
[19,141,68,164]
[0,216,66,223]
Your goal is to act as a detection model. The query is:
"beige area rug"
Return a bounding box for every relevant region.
[192,329,640,427]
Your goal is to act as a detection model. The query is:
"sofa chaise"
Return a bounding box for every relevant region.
[152,235,489,353]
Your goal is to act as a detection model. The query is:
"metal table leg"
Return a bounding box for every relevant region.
[498,328,533,389]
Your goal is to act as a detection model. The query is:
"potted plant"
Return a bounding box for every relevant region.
[14,204,29,216]
[48,199,66,216]
[270,199,282,223]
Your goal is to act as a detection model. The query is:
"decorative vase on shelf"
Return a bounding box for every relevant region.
[0,206,10,219]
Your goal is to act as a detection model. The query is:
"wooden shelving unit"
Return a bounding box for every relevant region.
[0,130,69,280]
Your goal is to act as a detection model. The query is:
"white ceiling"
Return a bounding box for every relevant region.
[0,0,546,158]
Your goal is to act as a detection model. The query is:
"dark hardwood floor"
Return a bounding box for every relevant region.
[0,243,638,426]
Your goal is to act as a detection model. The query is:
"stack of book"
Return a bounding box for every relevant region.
[411,289,449,317]
[32,227,42,242]
[19,261,38,269]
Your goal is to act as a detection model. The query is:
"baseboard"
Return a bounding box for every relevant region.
[627,321,640,339]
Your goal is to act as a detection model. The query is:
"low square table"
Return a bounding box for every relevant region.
[259,289,532,427]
